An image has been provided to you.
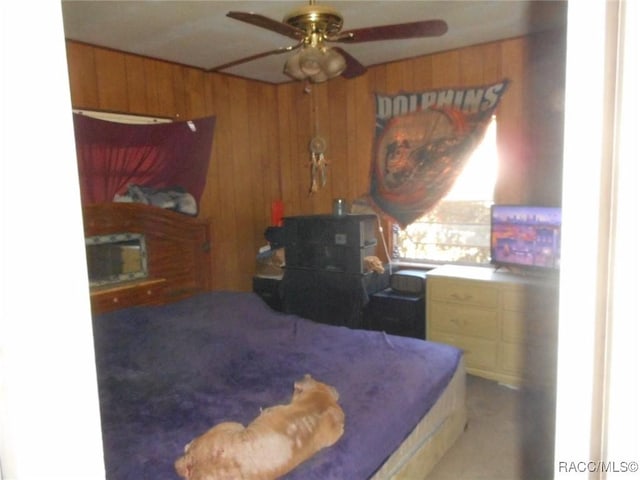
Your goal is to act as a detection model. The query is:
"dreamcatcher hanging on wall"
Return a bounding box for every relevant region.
[307,84,329,195]
[309,135,328,193]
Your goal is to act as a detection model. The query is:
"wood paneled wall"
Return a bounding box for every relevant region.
[65,29,565,292]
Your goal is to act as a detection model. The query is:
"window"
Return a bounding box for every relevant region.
[392,117,498,265]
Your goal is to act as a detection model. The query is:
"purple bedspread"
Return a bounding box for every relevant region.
[92,291,462,479]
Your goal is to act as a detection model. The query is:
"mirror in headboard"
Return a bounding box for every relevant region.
[85,233,148,287]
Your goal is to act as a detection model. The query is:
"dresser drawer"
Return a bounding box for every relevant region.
[429,279,499,308]
[430,332,497,370]
[503,286,558,313]
[430,302,498,339]
[502,308,556,344]
[90,279,166,314]
[500,342,557,382]
[501,341,526,374]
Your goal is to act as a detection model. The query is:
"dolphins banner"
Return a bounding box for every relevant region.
[368,79,509,228]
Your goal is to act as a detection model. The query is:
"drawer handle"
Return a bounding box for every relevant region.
[450,317,466,328]
[450,293,472,302]
[112,297,119,303]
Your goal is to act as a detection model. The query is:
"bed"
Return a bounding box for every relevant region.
[85,203,467,479]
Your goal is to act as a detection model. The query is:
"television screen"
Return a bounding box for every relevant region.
[490,205,561,271]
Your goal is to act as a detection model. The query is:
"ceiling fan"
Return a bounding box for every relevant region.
[210,1,448,83]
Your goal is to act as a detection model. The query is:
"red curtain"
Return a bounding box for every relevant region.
[73,113,215,206]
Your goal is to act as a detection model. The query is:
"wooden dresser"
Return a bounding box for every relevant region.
[426,265,559,387]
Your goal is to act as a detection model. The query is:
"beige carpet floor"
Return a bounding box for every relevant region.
[427,375,557,480]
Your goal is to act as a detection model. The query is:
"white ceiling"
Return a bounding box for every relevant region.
[61,1,567,84]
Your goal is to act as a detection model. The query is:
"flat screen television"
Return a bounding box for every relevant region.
[490,205,561,271]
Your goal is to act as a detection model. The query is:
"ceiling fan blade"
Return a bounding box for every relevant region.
[227,11,305,40]
[337,19,448,43]
[332,47,367,79]
[208,44,301,72]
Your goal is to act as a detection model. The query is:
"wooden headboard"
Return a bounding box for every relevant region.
[83,202,212,314]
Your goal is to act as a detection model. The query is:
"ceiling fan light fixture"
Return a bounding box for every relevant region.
[283,46,346,83]
[309,70,328,83]
[283,50,306,80]
[322,47,347,78]
[299,47,323,76]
